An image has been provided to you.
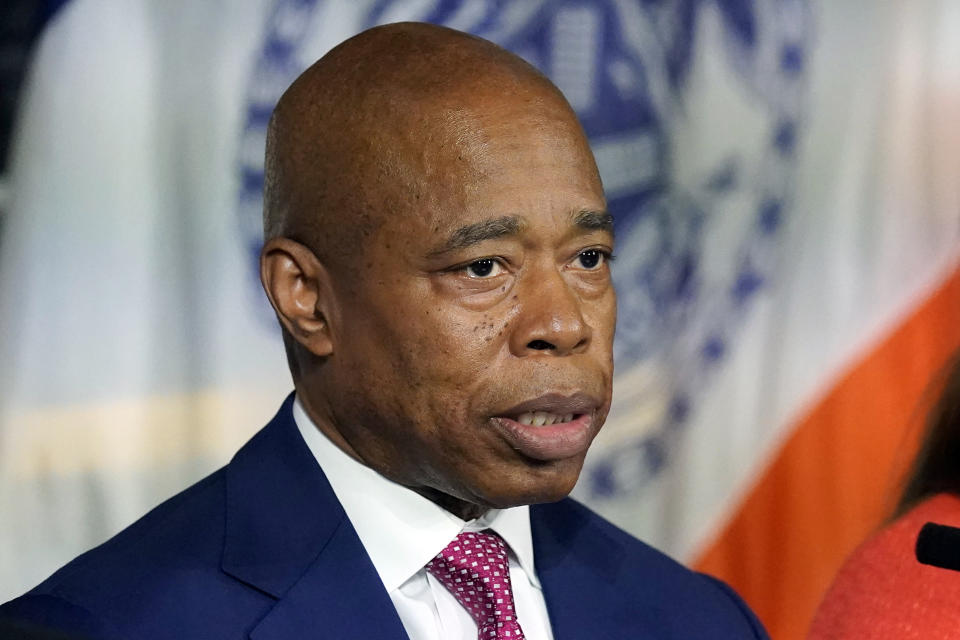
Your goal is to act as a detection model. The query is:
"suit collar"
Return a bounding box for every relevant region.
[221,393,341,597]
[531,500,630,640]
[291,394,541,592]
[248,515,409,640]
[221,396,642,639]
[221,393,409,638]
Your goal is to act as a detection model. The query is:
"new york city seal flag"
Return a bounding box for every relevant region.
[1,2,958,638]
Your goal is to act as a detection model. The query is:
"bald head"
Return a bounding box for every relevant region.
[262,22,589,272]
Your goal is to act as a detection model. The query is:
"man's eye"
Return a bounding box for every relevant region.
[575,249,609,270]
[464,258,504,278]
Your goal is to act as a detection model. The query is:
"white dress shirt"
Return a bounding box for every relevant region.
[293,397,555,640]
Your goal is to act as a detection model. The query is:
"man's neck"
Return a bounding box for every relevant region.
[414,486,488,522]
[296,389,489,522]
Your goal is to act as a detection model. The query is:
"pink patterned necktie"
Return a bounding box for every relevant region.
[426,530,526,640]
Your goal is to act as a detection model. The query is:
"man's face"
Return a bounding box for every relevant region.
[323,90,615,514]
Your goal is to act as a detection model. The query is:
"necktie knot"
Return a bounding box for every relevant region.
[426,530,526,640]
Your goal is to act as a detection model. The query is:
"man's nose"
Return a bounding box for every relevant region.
[509,266,592,357]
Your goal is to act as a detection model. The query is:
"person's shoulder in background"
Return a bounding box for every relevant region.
[808,492,960,640]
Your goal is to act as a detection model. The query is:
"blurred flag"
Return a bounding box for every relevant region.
[1,1,958,638]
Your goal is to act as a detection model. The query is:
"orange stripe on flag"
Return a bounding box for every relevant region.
[693,264,960,640]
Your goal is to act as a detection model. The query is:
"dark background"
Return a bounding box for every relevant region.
[0,0,65,230]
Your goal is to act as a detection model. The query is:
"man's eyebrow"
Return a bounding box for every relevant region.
[573,209,615,236]
[431,215,524,255]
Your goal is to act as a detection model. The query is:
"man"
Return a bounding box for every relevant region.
[1,23,768,639]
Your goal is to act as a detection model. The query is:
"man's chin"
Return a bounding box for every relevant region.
[416,456,585,518]
[474,461,584,509]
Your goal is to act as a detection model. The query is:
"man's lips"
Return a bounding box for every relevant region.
[497,392,600,418]
[489,393,601,461]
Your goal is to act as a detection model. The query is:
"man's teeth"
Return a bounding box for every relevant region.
[515,411,574,426]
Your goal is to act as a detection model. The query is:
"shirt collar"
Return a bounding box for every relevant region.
[292,395,541,593]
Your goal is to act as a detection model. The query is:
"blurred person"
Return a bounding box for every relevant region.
[807,349,960,639]
[0,23,767,640]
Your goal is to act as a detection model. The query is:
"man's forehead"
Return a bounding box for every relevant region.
[361,103,602,223]
[265,22,602,268]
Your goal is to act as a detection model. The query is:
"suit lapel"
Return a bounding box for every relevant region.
[249,516,407,640]
[221,394,409,639]
[531,500,634,640]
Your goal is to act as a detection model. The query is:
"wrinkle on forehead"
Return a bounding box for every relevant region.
[262,22,596,274]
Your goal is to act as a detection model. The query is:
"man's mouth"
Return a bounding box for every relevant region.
[490,393,601,461]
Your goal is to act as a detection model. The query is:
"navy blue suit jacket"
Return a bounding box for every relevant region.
[1,395,768,639]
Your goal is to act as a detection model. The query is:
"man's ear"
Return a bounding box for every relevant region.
[260,237,336,358]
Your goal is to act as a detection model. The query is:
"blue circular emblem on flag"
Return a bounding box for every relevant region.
[237,0,812,497]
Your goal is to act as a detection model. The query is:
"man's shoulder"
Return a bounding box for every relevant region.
[532,498,769,638]
[39,468,228,591]
[0,452,297,639]
[0,468,258,638]
[0,396,334,639]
